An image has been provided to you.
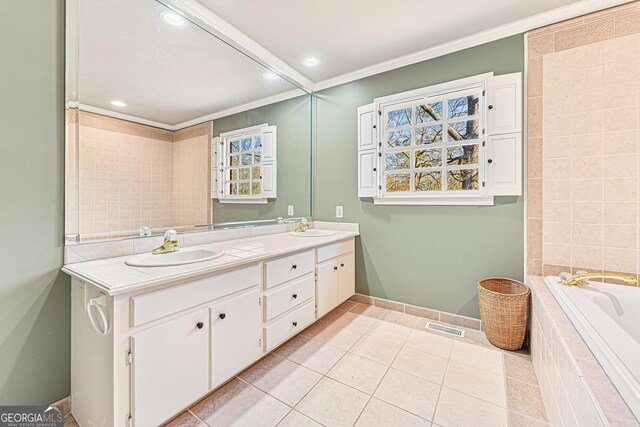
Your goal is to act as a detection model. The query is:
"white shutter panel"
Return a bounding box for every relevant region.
[487,133,522,196]
[357,103,378,197]
[261,125,277,162]
[357,104,376,151]
[260,126,277,199]
[358,150,377,197]
[487,73,522,135]
[211,137,221,199]
[262,162,277,198]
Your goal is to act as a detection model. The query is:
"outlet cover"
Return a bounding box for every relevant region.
[336,206,344,218]
[288,205,294,216]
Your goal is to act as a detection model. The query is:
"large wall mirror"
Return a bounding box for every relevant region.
[65,0,313,244]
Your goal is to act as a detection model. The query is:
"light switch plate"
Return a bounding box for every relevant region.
[288,205,294,216]
[336,206,344,218]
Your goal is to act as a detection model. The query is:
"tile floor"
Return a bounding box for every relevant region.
[65,301,549,426]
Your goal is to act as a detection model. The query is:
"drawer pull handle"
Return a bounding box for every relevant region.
[219,313,226,320]
[292,293,298,299]
[196,322,204,330]
[292,321,298,327]
[292,264,297,269]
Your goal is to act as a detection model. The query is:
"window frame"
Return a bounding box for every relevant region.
[374,73,493,205]
[218,124,267,203]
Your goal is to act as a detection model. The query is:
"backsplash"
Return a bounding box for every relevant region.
[66,111,211,242]
[63,221,359,264]
[527,2,640,281]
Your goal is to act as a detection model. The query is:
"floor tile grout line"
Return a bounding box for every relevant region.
[351,317,427,426]
[187,408,206,425]
[429,333,455,425]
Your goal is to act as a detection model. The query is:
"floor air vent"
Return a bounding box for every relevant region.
[425,322,465,338]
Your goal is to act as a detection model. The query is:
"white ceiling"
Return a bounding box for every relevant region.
[198,0,592,82]
[78,0,301,127]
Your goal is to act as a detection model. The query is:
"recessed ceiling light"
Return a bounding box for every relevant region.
[110,100,127,107]
[301,57,321,67]
[161,11,186,27]
[263,72,279,80]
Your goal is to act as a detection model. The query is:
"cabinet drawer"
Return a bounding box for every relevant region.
[263,274,314,322]
[131,264,260,326]
[263,301,315,351]
[264,250,314,289]
[317,239,354,263]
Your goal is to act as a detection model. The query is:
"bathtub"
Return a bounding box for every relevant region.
[544,276,640,421]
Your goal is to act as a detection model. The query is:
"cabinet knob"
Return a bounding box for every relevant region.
[487,159,493,164]
[292,293,298,299]
[340,263,345,267]
[333,266,338,271]
[292,321,298,327]
[219,313,226,320]
[373,167,377,172]
[196,322,204,329]
[488,104,494,110]
[292,264,297,269]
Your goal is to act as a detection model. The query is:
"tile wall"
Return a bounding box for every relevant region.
[527,1,640,280]
[68,111,211,241]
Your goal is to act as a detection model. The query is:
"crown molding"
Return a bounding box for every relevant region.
[311,0,634,91]
[172,89,306,129]
[78,104,177,130]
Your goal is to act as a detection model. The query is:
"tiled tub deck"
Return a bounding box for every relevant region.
[529,276,638,427]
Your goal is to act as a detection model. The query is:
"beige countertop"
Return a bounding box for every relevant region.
[62,230,359,296]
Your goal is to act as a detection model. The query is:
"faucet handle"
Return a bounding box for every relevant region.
[164,229,178,241]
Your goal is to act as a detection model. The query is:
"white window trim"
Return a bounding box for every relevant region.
[218,123,269,204]
[373,72,494,205]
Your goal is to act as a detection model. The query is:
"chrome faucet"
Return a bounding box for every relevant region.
[559,271,637,286]
[152,230,179,254]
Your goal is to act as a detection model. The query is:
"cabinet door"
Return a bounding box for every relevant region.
[358,149,378,197]
[486,133,522,196]
[132,309,209,427]
[316,259,339,318]
[337,253,355,303]
[210,287,262,389]
[487,73,522,136]
[357,103,376,151]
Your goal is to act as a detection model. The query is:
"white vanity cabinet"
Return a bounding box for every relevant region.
[67,233,357,427]
[316,240,356,317]
[210,287,262,389]
[131,309,209,427]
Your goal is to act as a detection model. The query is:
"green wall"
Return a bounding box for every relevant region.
[0,0,70,404]
[315,35,525,318]
[211,94,313,223]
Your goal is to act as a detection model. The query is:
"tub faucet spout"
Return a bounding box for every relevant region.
[560,271,637,286]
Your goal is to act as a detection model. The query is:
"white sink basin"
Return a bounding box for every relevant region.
[289,229,336,237]
[125,248,225,267]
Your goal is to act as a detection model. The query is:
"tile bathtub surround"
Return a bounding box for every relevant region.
[163,303,547,427]
[526,1,640,279]
[70,110,211,242]
[528,275,638,426]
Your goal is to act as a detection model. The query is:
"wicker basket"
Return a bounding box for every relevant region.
[478,277,530,351]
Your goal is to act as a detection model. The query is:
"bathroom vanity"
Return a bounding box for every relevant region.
[62,229,358,427]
